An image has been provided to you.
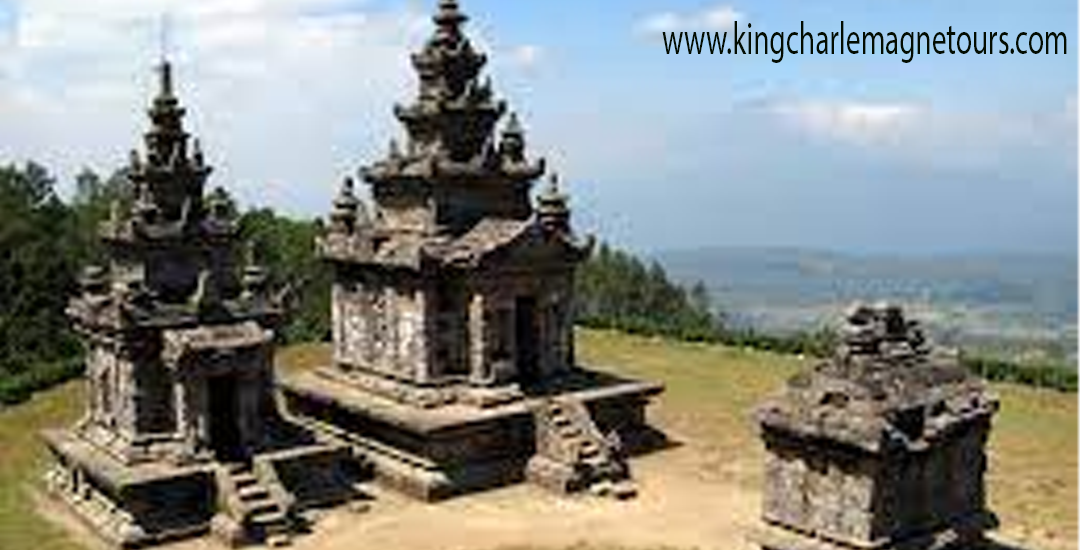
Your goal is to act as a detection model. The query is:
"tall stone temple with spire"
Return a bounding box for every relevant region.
[280,0,664,500]
[42,60,356,548]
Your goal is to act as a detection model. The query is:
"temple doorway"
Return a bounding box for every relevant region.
[207,373,243,461]
[515,296,539,386]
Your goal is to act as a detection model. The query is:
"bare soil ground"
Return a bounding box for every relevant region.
[39,431,761,550]
[10,330,1076,550]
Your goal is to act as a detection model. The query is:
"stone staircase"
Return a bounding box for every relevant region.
[216,462,294,547]
[526,396,636,499]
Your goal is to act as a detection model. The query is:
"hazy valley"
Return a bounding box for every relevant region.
[657,247,1077,363]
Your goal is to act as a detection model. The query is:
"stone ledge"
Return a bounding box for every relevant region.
[280,366,662,434]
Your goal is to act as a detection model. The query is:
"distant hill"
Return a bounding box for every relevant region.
[655,247,1077,363]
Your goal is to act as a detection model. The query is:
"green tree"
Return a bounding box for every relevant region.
[238,208,331,343]
[0,162,82,376]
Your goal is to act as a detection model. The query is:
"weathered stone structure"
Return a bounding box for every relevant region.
[527,396,637,499]
[42,60,356,548]
[754,303,999,550]
[280,0,662,500]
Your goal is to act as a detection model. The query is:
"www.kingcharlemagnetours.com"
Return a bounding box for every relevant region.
[662,22,1068,63]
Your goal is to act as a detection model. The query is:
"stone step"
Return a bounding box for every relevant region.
[238,484,270,501]
[250,508,288,527]
[246,497,281,517]
[559,426,582,438]
[266,533,292,547]
[553,415,572,428]
[232,473,258,488]
[582,455,608,469]
[588,479,613,497]
[611,480,637,500]
[579,441,600,457]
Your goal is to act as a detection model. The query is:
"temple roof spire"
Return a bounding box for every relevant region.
[158,58,174,99]
[112,58,215,237]
[433,0,468,37]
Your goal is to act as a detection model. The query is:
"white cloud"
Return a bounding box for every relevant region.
[0,0,432,214]
[0,0,555,217]
[506,44,542,70]
[766,95,1077,176]
[770,100,923,144]
[636,4,741,36]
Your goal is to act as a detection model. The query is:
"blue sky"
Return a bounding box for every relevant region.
[0,0,1075,255]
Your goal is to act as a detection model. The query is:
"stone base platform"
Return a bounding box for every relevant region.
[752,511,999,550]
[42,429,216,548]
[41,428,358,548]
[279,366,663,501]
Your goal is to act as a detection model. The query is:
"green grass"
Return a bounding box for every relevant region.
[0,382,85,550]
[2,329,1075,550]
[573,329,1077,548]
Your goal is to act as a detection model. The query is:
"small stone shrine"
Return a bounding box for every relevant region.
[754,303,999,550]
[280,0,663,501]
[42,60,356,548]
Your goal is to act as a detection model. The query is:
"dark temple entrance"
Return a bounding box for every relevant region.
[515,296,539,386]
[207,374,243,461]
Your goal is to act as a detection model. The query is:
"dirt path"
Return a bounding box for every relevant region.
[74,441,751,550]
[290,450,760,550]
[41,437,1055,550]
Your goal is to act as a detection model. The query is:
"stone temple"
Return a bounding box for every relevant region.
[754,303,999,550]
[42,60,356,547]
[280,0,664,501]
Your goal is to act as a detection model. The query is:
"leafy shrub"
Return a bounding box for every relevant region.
[0,357,84,406]
[960,353,1076,392]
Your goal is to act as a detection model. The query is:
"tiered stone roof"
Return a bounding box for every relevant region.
[756,303,999,453]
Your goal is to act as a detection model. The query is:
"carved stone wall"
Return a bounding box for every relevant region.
[761,436,881,544]
[465,269,574,386]
[432,182,532,232]
[371,185,436,233]
[333,278,429,382]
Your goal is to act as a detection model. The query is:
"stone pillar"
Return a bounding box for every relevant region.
[468,293,488,385]
[115,349,137,442]
[331,282,346,366]
[173,375,189,447]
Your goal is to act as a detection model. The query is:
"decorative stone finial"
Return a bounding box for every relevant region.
[109,199,123,225]
[330,177,361,234]
[537,172,570,234]
[192,138,204,167]
[499,112,526,162]
[241,241,269,301]
[80,265,109,295]
[207,187,233,222]
[546,172,560,195]
[505,111,522,135]
[838,301,928,363]
[434,0,468,32]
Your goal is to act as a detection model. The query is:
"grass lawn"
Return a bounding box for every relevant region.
[0,329,1075,550]
[572,330,1077,548]
[0,381,85,550]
